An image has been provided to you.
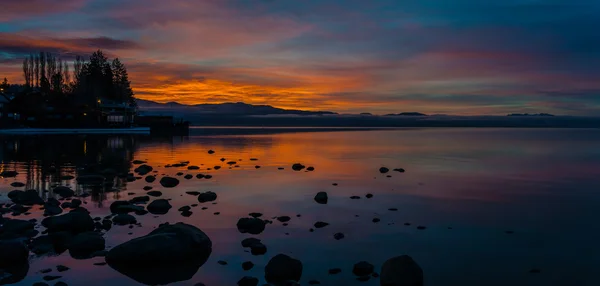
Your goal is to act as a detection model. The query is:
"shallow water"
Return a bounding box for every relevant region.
[1,128,600,286]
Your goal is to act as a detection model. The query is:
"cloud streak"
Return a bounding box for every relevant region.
[0,0,599,115]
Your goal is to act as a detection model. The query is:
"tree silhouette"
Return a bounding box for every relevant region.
[0,78,9,91]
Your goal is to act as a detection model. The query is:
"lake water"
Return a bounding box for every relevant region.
[1,128,600,286]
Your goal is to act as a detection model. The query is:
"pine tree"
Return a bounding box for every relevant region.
[111,58,135,105]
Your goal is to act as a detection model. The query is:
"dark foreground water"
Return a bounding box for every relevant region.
[1,128,600,286]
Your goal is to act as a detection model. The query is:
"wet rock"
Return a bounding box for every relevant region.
[292,163,305,171]
[379,167,390,174]
[145,176,156,183]
[350,196,360,200]
[334,233,345,240]
[8,189,44,205]
[278,167,284,170]
[134,165,153,176]
[213,212,220,215]
[208,150,215,154]
[265,254,303,284]
[250,242,267,255]
[389,208,398,211]
[198,191,217,203]
[44,205,63,217]
[237,218,266,234]
[213,166,221,170]
[416,226,426,230]
[241,238,262,248]
[43,275,62,281]
[314,221,329,228]
[314,192,328,204]
[40,268,52,274]
[238,276,259,286]
[188,166,200,170]
[372,218,381,223]
[242,261,254,270]
[186,191,201,196]
[110,201,134,214]
[179,206,191,212]
[393,168,405,173]
[106,223,212,285]
[353,261,374,276]
[217,260,227,265]
[30,235,55,254]
[159,177,180,188]
[329,268,342,275]
[249,212,263,218]
[56,265,70,272]
[380,255,423,286]
[0,239,29,267]
[184,174,193,180]
[147,199,172,215]
[69,232,105,259]
[204,175,213,179]
[0,170,18,177]
[277,216,291,223]
[113,214,137,225]
[366,194,373,199]
[129,196,150,204]
[41,212,94,233]
[132,160,146,164]
[10,182,25,187]
[52,186,75,198]
[196,174,205,179]
[147,191,162,197]
[181,210,193,217]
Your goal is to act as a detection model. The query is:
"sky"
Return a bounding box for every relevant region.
[1,0,599,115]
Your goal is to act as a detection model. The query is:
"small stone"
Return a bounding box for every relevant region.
[379,167,389,174]
[416,226,426,230]
[43,275,62,281]
[389,208,398,211]
[265,254,303,284]
[277,216,291,223]
[237,276,259,286]
[147,191,163,197]
[353,261,374,276]
[198,191,217,203]
[333,233,345,240]
[350,196,360,199]
[306,166,315,171]
[249,212,263,218]
[372,218,381,223]
[314,192,328,204]
[291,163,305,171]
[242,261,254,270]
[40,268,52,274]
[314,221,329,228]
[218,260,227,265]
[328,268,342,275]
[365,193,373,198]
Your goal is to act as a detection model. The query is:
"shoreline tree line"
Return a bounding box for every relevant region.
[17,50,136,107]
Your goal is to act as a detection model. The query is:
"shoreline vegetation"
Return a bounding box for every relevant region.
[1,50,136,129]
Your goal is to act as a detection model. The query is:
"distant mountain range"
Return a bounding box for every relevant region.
[136,99,337,116]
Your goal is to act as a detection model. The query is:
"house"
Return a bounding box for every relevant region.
[97,99,136,127]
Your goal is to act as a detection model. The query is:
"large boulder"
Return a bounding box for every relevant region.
[236,218,266,235]
[41,212,95,233]
[106,223,212,285]
[380,255,423,286]
[53,186,75,198]
[147,199,172,215]
[265,254,303,285]
[68,232,106,259]
[197,191,217,203]
[159,177,180,188]
[0,240,29,285]
[7,190,44,205]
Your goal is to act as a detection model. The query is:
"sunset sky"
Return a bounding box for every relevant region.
[1,0,599,115]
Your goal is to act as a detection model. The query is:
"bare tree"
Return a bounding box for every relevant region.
[22,57,31,87]
[34,54,40,88]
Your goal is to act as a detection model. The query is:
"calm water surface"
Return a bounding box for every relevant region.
[1,128,600,286]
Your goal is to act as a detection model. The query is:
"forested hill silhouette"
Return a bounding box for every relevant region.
[136,99,337,116]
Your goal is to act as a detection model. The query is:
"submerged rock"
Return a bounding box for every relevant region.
[265,254,303,285]
[353,261,374,276]
[242,261,254,271]
[159,177,180,188]
[106,223,212,285]
[380,255,423,286]
[134,165,153,176]
[147,199,172,215]
[113,214,137,225]
[8,189,44,205]
[10,182,25,187]
[237,218,266,235]
[379,167,390,174]
[197,191,217,203]
[41,212,94,233]
[69,232,106,259]
[238,276,259,286]
[314,192,328,204]
[145,176,156,183]
[184,174,193,180]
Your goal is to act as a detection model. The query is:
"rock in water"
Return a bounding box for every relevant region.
[159,177,180,188]
[53,186,75,198]
[198,191,217,203]
[380,255,423,286]
[291,163,305,171]
[10,182,25,187]
[106,223,212,285]
[113,214,137,225]
[314,192,328,204]
[265,254,303,284]
[236,218,266,234]
[69,232,106,259]
[147,199,172,215]
[134,164,153,175]
[145,176,156,183]
[0,240,29,285]
[353,261,374,276]
[41,212,94,233]
[238,276,259,286]
[8,189,44,205]
[379,167,390,174]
